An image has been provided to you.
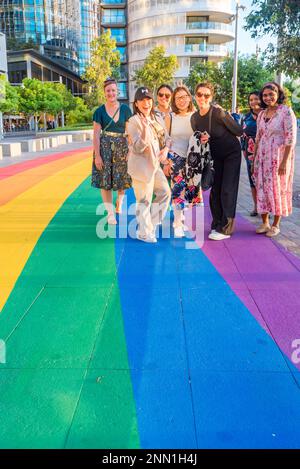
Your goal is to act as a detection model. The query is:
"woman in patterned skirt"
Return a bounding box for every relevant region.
[164,85,196,238]
[92,78,132,224]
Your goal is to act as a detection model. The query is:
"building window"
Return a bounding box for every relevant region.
[43,67,52,81]
[31,61,42,80]
[190,57,208,67]
[102,9,126,25]
[8,61,27,84]
[105,28,126,43]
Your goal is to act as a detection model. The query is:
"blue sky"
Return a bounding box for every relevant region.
[237,0,273,55]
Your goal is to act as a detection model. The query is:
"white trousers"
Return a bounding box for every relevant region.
[132,167,171,238]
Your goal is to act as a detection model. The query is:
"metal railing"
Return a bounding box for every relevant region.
[186,21,233,32]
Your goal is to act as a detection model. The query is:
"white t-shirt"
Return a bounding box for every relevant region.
[169,112,194,158]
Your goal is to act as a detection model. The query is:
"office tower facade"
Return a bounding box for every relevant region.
[128,0,235,101]
[79,0,101,75]
[100,0,128,101]
[0,0,81,73]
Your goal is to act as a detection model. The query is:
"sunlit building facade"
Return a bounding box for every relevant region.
[128,0,235,101]
[0,0,81,73]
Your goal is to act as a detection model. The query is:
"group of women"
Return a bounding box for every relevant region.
[92,77,297,243]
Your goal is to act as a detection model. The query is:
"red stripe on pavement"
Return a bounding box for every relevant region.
[0,146,93,180]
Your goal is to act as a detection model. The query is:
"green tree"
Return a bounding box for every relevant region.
[18,78,48,131]
[51,83,76,113]
[6,36,39,51]
[284,79,300,117]
[245,0,300,77]
[185,55,273,111]
[132,45,178,95]
[84,30,120,106]
[185,61,220,93]
[0,76,19,114]
[66,97,93,125]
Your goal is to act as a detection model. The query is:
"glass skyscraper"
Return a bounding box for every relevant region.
[0,0,81,73]
[101,0,128,100]
[79,0,100,75]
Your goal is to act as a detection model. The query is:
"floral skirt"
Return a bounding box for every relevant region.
[91,135,132,190]
[168,151,202,208]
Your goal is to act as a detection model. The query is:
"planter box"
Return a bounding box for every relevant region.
[1,142,22,157]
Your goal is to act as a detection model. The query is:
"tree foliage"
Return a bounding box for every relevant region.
[6,36,39,51]
[84,30,120,106]
[185,55,273,110]
[245,0,300,77]
[132,46,179,95]
[66,98,93,125]
[0,75,19,114]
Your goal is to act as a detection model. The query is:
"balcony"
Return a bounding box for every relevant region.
[187,21,233,32]
[128,17,234,43]
[185,43,228,54]
[101,16,126,26]
[129,43,228,63]
[101,0,126,7]
[128,0,235,23]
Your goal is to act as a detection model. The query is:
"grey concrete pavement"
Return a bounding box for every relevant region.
[237,132,300,257]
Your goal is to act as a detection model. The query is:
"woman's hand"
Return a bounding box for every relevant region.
[139,114,148,127]
[278,161,287,176]
[158,147,169,163]
[95,154,104,170]
[163,160,172,177]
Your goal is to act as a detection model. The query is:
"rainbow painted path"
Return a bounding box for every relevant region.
[0,147,300,449]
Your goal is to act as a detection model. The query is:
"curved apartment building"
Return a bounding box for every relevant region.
[128,0,235,100]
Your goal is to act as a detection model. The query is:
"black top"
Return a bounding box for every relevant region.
[191,106,243,157]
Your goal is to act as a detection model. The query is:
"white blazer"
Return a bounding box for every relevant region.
[127,114,165,183]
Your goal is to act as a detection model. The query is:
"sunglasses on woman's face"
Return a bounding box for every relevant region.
[175,94,190,101]
[158,92,171,99]
[196,92,211,99]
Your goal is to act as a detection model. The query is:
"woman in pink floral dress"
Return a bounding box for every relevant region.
[253,82,297,237]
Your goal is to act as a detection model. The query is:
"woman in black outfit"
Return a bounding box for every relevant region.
[191,82,243,240]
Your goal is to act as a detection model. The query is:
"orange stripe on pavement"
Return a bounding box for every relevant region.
[0,157,91,312]
[0,150,91,206]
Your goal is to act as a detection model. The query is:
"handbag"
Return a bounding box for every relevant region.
[151,117,166,150]
[201,107,215,191]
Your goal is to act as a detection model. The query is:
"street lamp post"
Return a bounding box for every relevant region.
[232,0,245,113]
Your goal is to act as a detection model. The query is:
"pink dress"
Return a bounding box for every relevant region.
[253,105,297,216]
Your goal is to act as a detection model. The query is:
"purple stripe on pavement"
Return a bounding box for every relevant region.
[185,195,300,371]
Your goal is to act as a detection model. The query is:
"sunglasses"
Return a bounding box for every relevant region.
[175,94,190,101]
[158,92,171,98]
[196,92,211,99]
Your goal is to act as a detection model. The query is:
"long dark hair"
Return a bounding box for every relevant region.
[157,84,173,95]
[171,86,194,114]
[259,82,286,109]
[247,91,261,112]
[133,99,155,117]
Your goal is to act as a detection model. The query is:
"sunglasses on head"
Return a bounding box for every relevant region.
[196,92,211,99]
[158,92,171,98]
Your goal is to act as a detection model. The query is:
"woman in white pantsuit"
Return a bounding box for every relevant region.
[127,87,171,243]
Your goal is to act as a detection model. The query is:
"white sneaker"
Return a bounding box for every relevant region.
[137,233,157,243]
[174,225,185,238]
[208,231,231,241]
